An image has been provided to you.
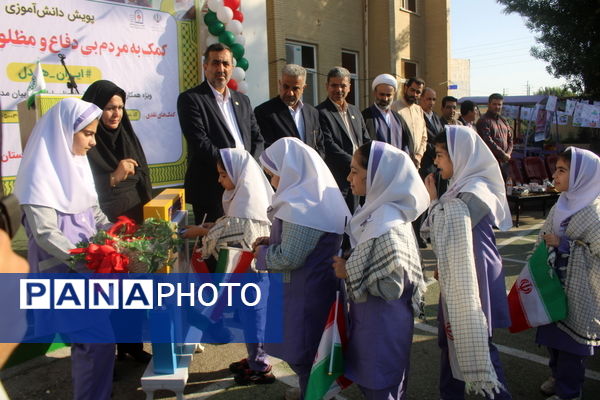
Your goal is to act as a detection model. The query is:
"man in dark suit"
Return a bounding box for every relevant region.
[420,87,444,177]
[317,66,370,212]
[254,64,324,157]
[177,43,264,223]
[362,73,415,162]
[416,87,446,247]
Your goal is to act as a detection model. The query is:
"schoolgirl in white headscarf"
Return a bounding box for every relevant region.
[550,147,600,235]
[345,140,429,302]
[535,147,600,400]
[255,137,350,399]
[439,125,512,231]
[424,125,512,398]
[15,97,110,272]
[15,97,102,214]
[185,148,275,384]
[259,137,351,234]
[333,141,428,399]
[14,97,115,400]
[190,147,273,259]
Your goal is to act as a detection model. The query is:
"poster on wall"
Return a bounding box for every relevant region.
[534,108,552,142]
[572,102,585,127]
[581,104,600,128]
[0,0,197,189]
[565,99,577,116]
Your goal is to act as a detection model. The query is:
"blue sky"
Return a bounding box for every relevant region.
[451,0,567,96]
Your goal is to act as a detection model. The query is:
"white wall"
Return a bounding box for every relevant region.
[240,0,269,106]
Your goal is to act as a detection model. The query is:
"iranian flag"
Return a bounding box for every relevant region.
[305,291,352,400]
[190,245,210,274]
[190,246,253,275]
[215,247,254,274]
[204,247,254,321]
[508,241,567,333]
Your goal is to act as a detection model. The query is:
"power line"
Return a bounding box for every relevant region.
[470,59,541,70]
[455,46,532,59]
[453,37,532,52]
[464,53,533,64]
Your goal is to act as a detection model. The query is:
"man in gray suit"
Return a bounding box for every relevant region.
[317,67,370,212]
[254,64,324,156]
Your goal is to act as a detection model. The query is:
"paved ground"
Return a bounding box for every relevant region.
[2,206,599,400]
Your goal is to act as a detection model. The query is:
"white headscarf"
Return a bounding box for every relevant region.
[441,125,512,231]
[259,137,351,234]
[349,141,429,247]
[552,146,600,234]
[220,148,273,223]
[14,98,102,214]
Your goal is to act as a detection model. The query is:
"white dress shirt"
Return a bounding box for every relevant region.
[288,100,306,142]
[209,83,244,149]
[334,101,358,151]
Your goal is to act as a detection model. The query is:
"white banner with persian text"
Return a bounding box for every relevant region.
[0,0,182,178]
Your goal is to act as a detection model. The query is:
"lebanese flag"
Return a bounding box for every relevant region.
[305,291,352,400]
[508,242,567,333]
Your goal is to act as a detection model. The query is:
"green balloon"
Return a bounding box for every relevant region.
[230,43,245,60]
[208,21,225,36]
[219,30,236,47]
[203,11,218,26]
[236,57,249,71]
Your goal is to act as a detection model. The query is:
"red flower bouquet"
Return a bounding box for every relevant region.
[69,216,182,273]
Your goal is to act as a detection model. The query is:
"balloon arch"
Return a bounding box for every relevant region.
[203,0,249,93]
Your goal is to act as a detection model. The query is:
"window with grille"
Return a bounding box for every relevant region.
[341,50,360,107]
[285,42,318,105]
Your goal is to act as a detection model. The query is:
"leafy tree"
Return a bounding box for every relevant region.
[534,86,575,97]
[497,0,600,97]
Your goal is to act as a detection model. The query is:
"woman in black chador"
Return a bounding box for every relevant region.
[82,80,152,363]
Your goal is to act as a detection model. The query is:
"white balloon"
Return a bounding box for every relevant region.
[234,33,246,46]
[207,0,223,12]
[238,80,248,94]
[226,20,243,36]
[216,6,233,24]
[200,24,208,37]
[206,35,219,46]
[231,67,245,83]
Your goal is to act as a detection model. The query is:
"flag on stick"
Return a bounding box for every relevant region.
[508,241,568,333]
[305,290,352,400]
[26,60,47,108]
[214,246,254,274]
[203,246,254,321]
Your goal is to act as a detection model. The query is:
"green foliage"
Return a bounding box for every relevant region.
[534,86,576,97]
[126,218,182,272]
[69,218,182,273]
[497,0,600,97]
